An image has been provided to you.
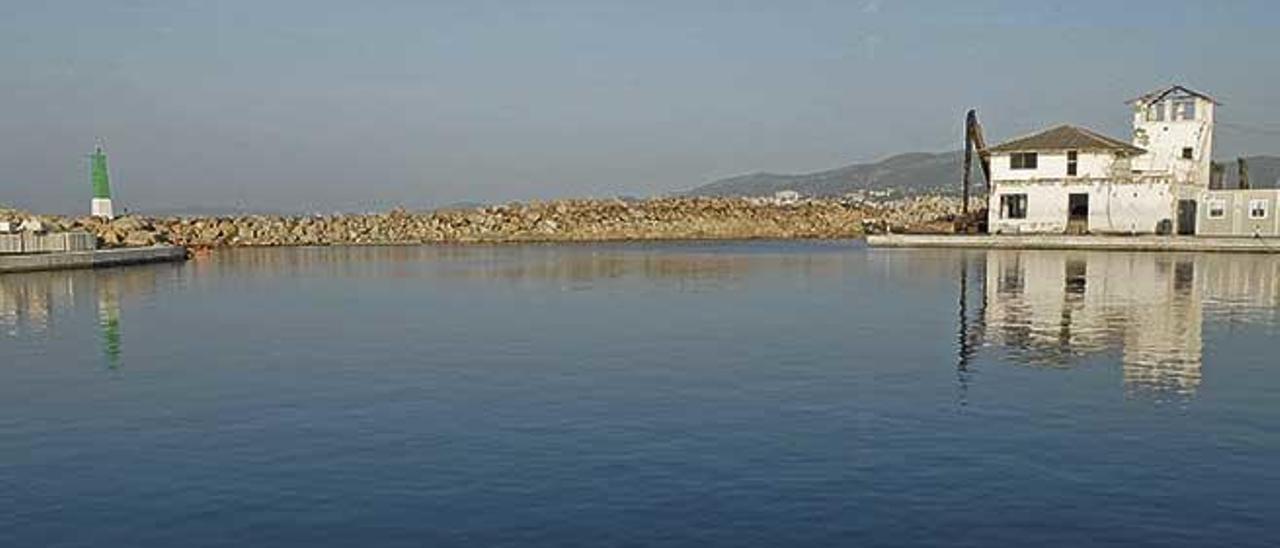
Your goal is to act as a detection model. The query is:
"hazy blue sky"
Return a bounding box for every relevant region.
[3,0,1279,213]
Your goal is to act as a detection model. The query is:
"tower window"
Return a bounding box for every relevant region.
[1067,150,1078,176]
[1182,147,1194,160]
[1146,103,1166,122]
[1010,152,1038,170]
[1174,99,1197,121]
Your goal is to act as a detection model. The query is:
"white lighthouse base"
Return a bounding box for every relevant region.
[92,198,115,220]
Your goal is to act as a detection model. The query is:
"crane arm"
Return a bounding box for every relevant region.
[962,109,992,216]
[966,110,991,185]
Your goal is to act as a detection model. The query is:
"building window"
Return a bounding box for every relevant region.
[1067,150,1078,176]
[1207,199,1227,219]
[1146,102,1166,122]
[1173,99,1196,121]
[1182,147,1194,160]
[1000,194,1028,219]
[1009,152,1038,170]
[1249,199,1269,219]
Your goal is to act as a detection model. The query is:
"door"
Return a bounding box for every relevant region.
[1067,193,1089,234]
[1176,200,1197,235]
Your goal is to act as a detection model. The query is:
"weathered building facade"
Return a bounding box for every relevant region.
[986,125,1163,235]
[987,85,1277,237]
[1129,86,1216,187]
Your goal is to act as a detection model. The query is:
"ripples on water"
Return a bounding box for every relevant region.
[2,242,1278,547]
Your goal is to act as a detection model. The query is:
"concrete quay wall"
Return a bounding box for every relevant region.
[0,246,188,274]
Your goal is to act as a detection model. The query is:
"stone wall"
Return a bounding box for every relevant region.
[6,196,963,248]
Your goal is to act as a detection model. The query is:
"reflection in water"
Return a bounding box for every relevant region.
[0,272,71,336]
[188,244,853,291]
[97,277,122,370]
[1,266,176,369]
[2,243,855,369]
[954,254,983,405]
[955,250,1280,399]
[5,244,1279,393]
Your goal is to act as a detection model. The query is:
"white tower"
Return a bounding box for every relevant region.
[1128,85,1217,187]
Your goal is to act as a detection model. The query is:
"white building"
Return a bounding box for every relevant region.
[987,124,1155,234]
[986,85,1278,237]
[773,190,801,205]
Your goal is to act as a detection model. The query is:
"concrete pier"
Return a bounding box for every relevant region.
[0,245,188,274]
[866,234,1280,253]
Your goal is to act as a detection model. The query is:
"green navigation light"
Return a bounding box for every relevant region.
[91,144,112,200]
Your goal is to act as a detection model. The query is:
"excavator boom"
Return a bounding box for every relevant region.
[960,109,992,231]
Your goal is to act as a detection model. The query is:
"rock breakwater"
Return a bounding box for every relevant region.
[3,196,963,248]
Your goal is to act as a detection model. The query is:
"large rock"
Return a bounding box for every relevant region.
[124,230,160,247]
[110,216,150,232]
[99,229,125,247]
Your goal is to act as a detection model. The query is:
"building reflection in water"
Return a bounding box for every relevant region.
[955,250,1280,399]
[0,272,74,337]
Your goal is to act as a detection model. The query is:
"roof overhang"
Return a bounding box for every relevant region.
[988,124,1146,156]
[1127,85,1220,106]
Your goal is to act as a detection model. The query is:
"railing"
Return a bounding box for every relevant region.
[0,232,98,254]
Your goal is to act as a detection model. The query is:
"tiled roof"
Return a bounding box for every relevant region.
[988,124,1146,156]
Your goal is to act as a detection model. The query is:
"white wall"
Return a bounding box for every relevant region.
[988,183,1080,233]
[1090,183,1177,234]
[991,151,1119,182]
[988,181,1176,234]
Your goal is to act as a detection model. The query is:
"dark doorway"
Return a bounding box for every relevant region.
[1067,193,1089,234]
[1177,200,1197,235]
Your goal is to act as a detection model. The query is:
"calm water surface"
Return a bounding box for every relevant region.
[2,241,1279,547]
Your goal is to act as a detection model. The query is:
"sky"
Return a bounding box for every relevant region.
[3,0,1280,213]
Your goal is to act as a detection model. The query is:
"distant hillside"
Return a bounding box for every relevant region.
[688,152,1280,197]
[688,152,965,198]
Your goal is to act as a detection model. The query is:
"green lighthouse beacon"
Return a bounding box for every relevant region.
[90,139,115,219]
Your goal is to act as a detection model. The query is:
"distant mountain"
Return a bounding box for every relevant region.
[687,151,966,198]
[688,152,1280,197]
